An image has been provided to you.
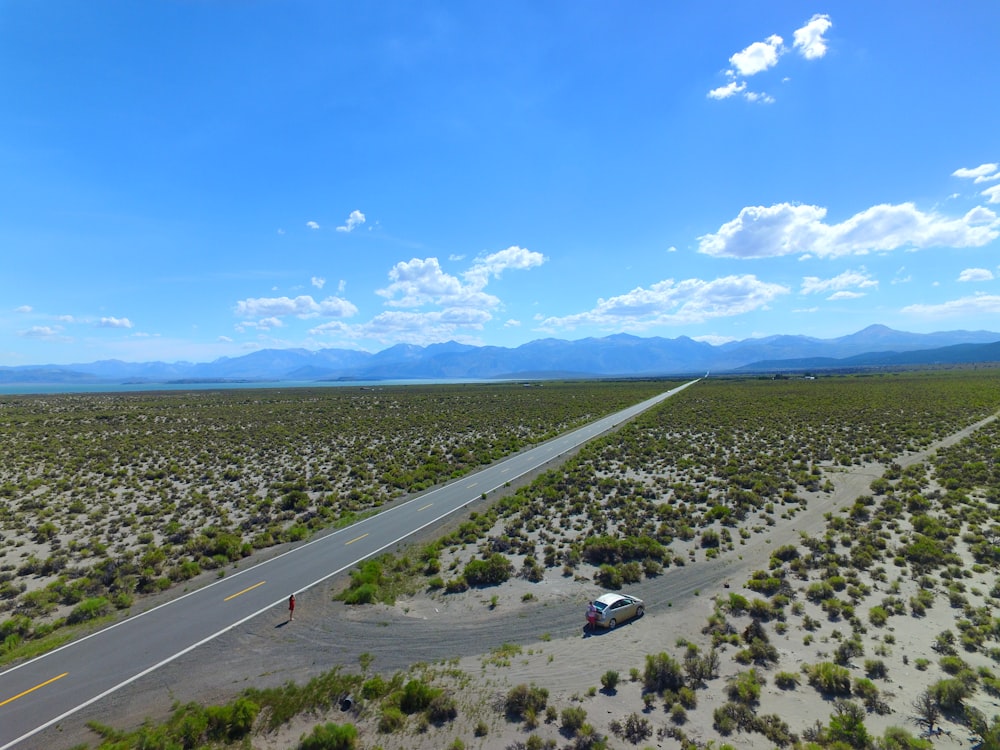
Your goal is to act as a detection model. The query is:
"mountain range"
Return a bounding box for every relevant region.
[3,325,1000,386]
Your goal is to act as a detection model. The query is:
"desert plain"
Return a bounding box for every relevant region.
[3,372,1000,750]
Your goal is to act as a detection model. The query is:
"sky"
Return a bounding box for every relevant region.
[2,2,999,366]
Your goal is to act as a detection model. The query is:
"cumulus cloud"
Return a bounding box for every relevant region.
[464,245,546,287]
[793,14,833,59]
[730,34,784,77]
[537,274,789,331]
[311,276,326,289]
[707,80,746,100]
[902,293,1000,317]
[709,15,832,103]
[306,221,320,230]
[378,246,546,310]
[234,295,358,319]
[953,163,1000,183]
[958,268,995,282]
[800,267,878,296]
[981,184,1000,204]
[698,202,1000,258]
[377,258,498,309]
[336,210,366,233]
[99,316,133,329]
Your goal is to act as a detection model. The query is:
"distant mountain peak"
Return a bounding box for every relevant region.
[4,325,1000,387]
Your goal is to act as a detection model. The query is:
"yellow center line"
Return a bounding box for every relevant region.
[0,672,68,708]
[224,580,266,601]
[346,533,369,545]
[417,503,433,511]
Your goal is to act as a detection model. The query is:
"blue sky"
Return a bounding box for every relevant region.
[2,2,999,366]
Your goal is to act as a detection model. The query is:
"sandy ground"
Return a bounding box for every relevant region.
[29,414,1000,750]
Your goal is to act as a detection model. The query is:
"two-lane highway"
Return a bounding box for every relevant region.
[0,379,698,748]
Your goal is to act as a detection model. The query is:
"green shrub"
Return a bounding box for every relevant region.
[463,554,513,587]
[774,671,800,689]
[399,679,438,714]
[67,596,110,625]
[426,693,458,724]
[600,670,619,692]
[560,706,587,735]
[342,583,378,605]
[869,605,889,626]
[806,662,852,696]
[378,706,405,733]
[725,669,763,705]
[643,652,684,694]
[594,563,623,590]
[930,677,971,711]
[361,675,388,699]
[298,722,358,750]
[504,684,548,719]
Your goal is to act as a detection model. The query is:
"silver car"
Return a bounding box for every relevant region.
[591,592,644,629]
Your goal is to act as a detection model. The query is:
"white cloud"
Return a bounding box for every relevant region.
[311,308,491,346]
[378,246,546,310]
[800,267,878,295]
[730,35,784,77]
[309,246,545,345]
[336,210,366,233]
[19,325,62,338]
[311,276,326,289]
[743,91,775,105]
[707,80,746,100]
[982,184,1000,204]
[537,274,790,331]
[793,14,833,60]
[15,305,32,313]
[234,295,358,319]
[902,293,1000,317]
[99,316,133,329]
[958,267,995,282]
[710,16,832,102]
[464,245,546,287]
[377,258,498,309]
[217,335,234,343]
[827,290,865,300]
[698,202,1000,258]
[306,221,320,230]
[953,163,1000,183]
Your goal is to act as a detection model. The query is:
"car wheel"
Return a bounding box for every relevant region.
[608,618,617,630]
[636,606,644,618]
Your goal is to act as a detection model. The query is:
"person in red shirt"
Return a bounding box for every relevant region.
[288,593,296,622]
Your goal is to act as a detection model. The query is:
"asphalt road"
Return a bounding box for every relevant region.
[0,379,699,748]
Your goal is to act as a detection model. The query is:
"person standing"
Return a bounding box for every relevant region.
[288,593,296,622]
[586,601,598,631]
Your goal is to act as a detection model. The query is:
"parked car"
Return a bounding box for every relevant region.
[589,592,644,629]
